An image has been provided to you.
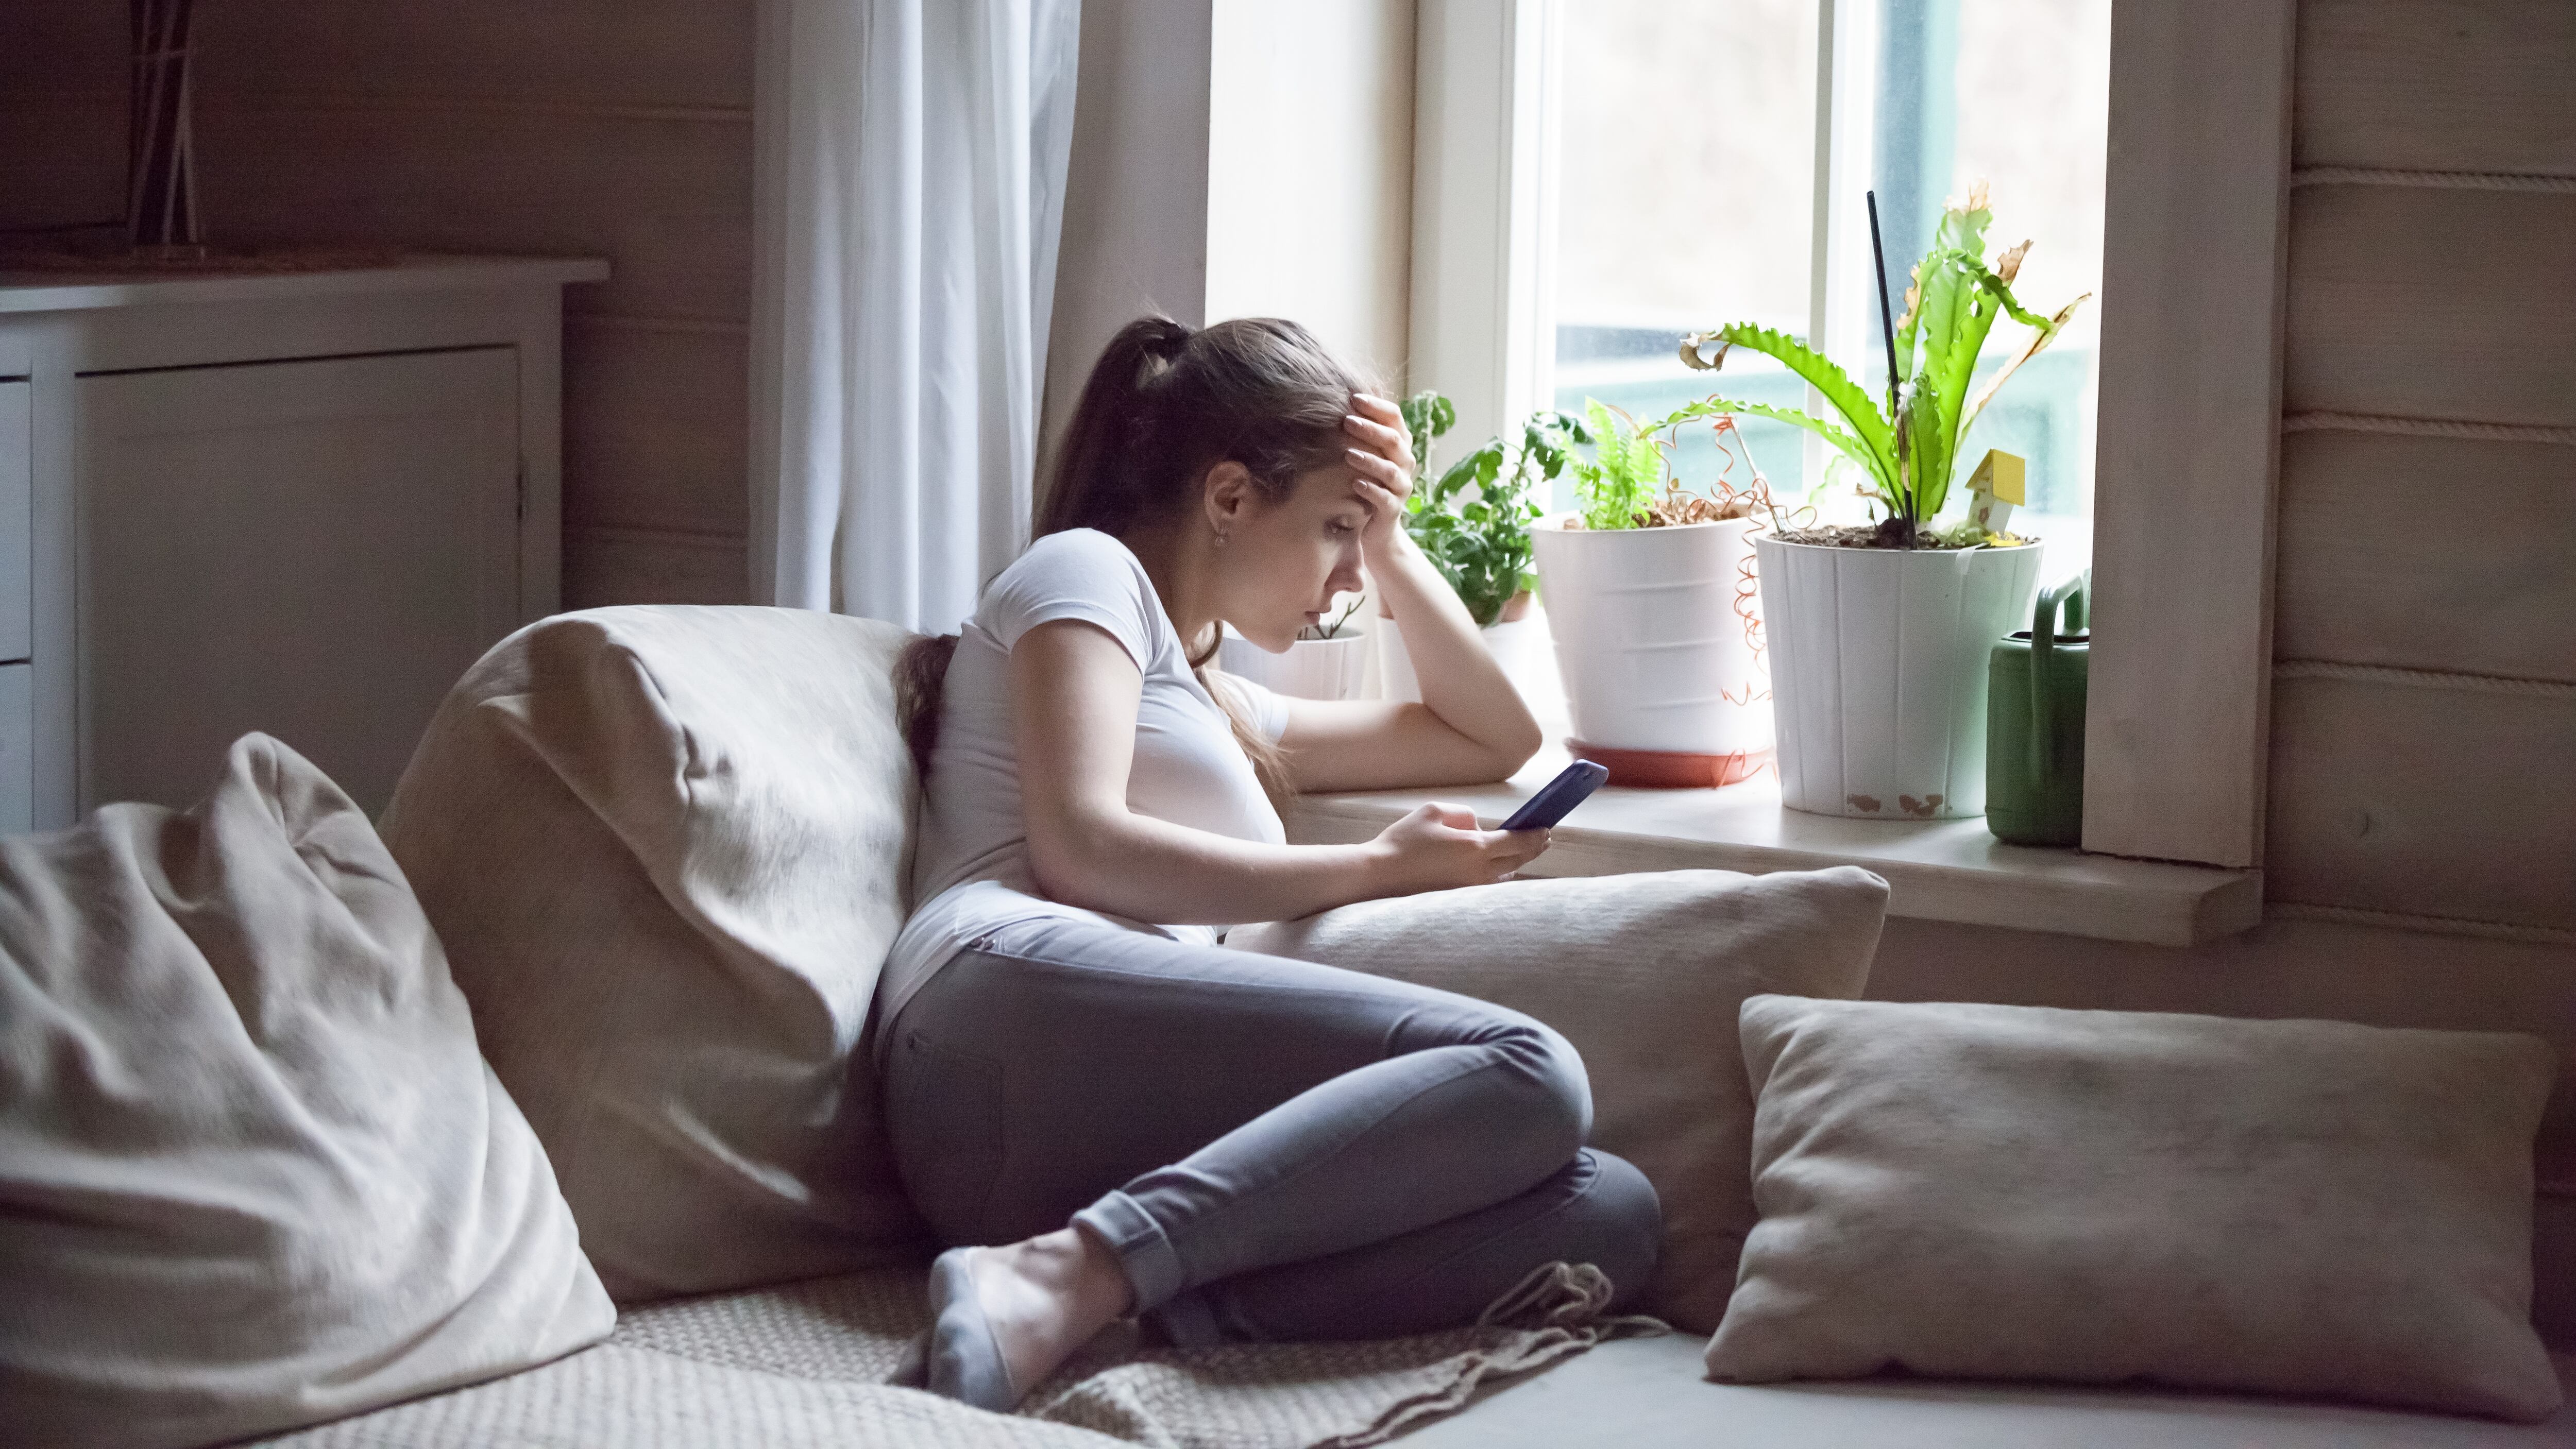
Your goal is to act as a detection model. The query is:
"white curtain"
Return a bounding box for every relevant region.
[752,0,1082,630]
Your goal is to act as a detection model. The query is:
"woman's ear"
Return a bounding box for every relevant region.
[1202,461,1257,538]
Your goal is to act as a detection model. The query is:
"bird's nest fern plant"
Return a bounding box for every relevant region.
[1679,182,2090,549]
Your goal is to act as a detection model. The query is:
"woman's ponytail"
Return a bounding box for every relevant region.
[1036,315,1194,538]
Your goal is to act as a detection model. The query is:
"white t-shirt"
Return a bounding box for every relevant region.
[877,529,1291,1034]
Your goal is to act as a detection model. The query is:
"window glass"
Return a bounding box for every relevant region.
[1549,0,1821,513]
[1549,0,2110,579]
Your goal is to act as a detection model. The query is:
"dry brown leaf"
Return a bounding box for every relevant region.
[1995,239,2031,284]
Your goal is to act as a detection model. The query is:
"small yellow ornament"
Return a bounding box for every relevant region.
[1967,449,2025,535]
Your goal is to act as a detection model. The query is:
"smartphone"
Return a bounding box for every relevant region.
[1499,760,1609,832]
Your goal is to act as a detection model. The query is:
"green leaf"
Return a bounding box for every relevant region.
[1909,250,1985,473]
[1907,247,2070,491]
[1685,395,1888,488]
[1962,292,2090,438]
[1902,368,1955,520]
[1689,326,1899,493]
[1399,390,1455,473]
[1574,398,1663,530]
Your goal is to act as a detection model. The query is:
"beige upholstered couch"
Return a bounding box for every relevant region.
[25,605,2562,1448]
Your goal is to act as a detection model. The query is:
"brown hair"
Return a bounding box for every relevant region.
[898,315,1369,802]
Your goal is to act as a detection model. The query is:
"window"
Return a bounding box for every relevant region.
[1544,0,2111,580]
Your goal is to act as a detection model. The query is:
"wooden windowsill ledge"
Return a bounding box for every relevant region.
[1285,744,2261,948]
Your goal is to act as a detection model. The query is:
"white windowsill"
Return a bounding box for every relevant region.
[1284,739,2262,948]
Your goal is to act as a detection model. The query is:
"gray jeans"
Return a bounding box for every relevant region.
[879,914,1660,1346]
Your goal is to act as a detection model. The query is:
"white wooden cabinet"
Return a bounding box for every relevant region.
[0,257,605,825]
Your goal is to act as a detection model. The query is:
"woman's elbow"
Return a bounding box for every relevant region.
[1024,809,1126,911]
[1498,715,1546,775]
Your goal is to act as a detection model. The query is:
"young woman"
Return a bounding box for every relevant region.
[883,316,1660,1410]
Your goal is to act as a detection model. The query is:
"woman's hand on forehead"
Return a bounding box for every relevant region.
[1340,392,1415,522]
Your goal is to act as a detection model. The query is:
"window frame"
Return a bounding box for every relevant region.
[1407,0,2295,873]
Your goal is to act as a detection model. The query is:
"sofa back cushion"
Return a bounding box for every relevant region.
[380,606,927,1302]
[0,735,613,1449]
[1229,866,1890,1333]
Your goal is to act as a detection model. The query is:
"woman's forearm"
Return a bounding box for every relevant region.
[1027,805,1392,926]
[1370,533,1544,765]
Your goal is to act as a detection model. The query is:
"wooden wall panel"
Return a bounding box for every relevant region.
[2295,0,2576,174]
[0,1,125,232]
[565,529,747,610]
[2285,184,2576,429]
[0,93,125,233]
[128,2,765,607]
[191,101,750,326]
[564,322,749,538]
[2276,430,2576,682]
[195,1,756,112]
[2268,674,2576,932]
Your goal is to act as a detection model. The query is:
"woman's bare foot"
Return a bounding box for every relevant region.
[930,1228,1134,1407]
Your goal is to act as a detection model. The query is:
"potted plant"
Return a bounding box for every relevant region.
[1526,400,1778,787]
[1682,183,2087,819]
[1216,589,1381,705]
[1372,395,1577,703]
[1218,593,1375,701]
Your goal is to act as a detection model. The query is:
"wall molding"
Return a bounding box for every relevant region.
[567,523,746,550]
[568,312,750,337]
[2275,659,2576,700]
[2283,410,2576,447]
[198,91,751,126]
[1,89,752,126]
[2266,901,2576,949]
[2291,165,2576,194]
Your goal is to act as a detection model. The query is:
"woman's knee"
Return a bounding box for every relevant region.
[1561,1149,1662,1309]
[1484,1016,1593,1161]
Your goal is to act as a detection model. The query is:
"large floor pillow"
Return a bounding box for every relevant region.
[1230,866,1889,1333]
[1707,997,2563,1421]
[0,734,613,1449]
[379,606,928,1302]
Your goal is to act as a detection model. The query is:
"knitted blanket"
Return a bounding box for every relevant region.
[257,1262,1664,1449]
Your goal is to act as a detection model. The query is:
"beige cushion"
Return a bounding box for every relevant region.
[380,606,927,1302]
[1228,867,1890,1333]
[0,735,613,1449]
[1707,996,2564,1423]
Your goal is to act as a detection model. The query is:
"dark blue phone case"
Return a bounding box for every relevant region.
[1500,761,1608,831]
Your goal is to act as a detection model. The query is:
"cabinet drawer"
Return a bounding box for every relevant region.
[0,662,28,833]
[0,381,28,662]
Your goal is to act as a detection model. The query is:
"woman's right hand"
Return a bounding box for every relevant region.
[1368,803,1550,895]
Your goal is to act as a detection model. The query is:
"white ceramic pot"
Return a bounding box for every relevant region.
[1753,534,2043,819]
[1218,620,1375,701]
[1375,608,1560,723]
[1529,518,1772,757]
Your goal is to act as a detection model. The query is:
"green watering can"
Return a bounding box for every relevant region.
[1986,572,2089,846]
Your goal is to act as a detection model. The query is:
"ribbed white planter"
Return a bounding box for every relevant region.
[1218,620,1374,701]
[1753,534,2043,819]
[1531,518,1772,758]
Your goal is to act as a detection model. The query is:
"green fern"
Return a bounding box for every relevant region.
[1687,325,1899,496]
[1682,189,2086,540]
[1573,399,1666,530]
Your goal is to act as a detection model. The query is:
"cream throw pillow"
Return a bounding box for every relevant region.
[380,606,928,1302]
[1707,996,2563,1423]
[1228,867,1889,1333]
[0,735,613,1449]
